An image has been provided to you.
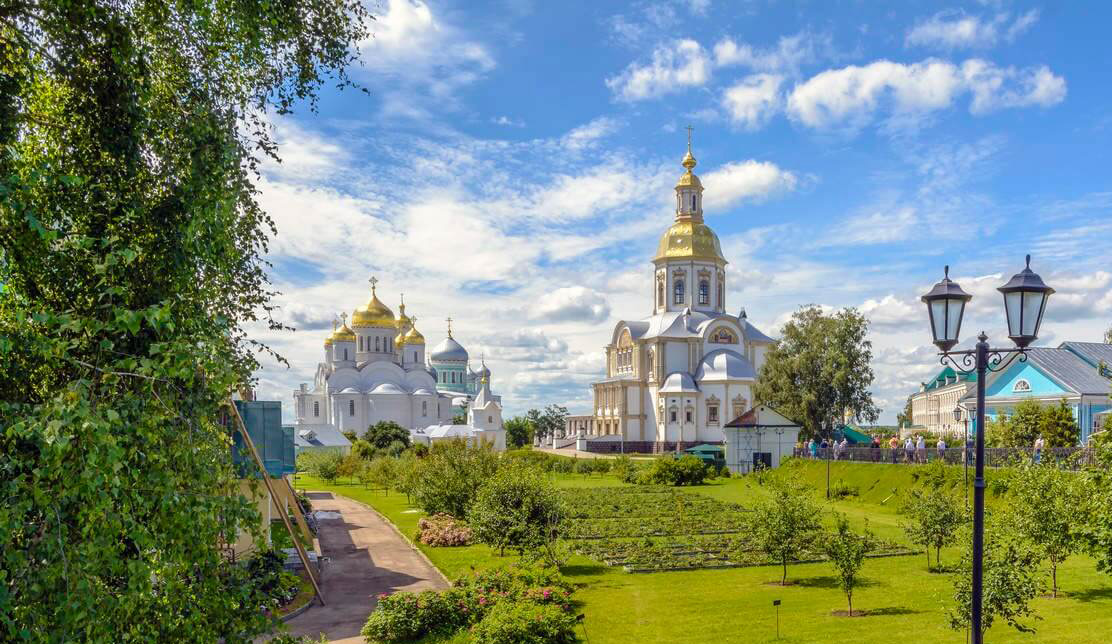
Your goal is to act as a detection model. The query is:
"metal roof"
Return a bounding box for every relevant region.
[1014,347,1110,396]
[1061,341,1112,370]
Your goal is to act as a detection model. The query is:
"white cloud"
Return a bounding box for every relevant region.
[816,206,920,247]
[713,32,828,73]
[606,39,711,101]
[561,117,621,151]
[722,74,783,129]
[786,58,1066,130]
[701,160,798,211]
[859,294,922,330]
[492,115,525,127]
[906,9,1040,50]
[532,287,611,324]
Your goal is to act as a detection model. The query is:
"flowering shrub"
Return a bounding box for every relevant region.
[415,513,473,546]
[469,600,578,644]
[361,564,576,644]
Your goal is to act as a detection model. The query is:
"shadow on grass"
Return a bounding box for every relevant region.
[862,606,921,617]
[561,563,610,577]
[1070,586,1112,603]
[794,575,882,589]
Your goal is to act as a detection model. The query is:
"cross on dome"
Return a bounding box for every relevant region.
[446,316,453,338]
[368,275,378,293]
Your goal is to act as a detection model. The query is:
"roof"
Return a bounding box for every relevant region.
[430,336,469,362]
[659,371,699,393]
[741,318,776,344]
[724,404,802,428]
[923,366,977,391]
[1024,347,1111,395]
[1062,341,1112,371]
[684,444,724,454]
[294,424,352,449]
[695,348,756,382]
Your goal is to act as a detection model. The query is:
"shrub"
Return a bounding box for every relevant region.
[718,465,732,478]
[361,590,454,643]
[830,480,859,499]
[363,420,412,449]
[611,455,638,483]
[299,449,344,483]
[637,454,706,486]
[416,514,473,547]
[468,600,577,644]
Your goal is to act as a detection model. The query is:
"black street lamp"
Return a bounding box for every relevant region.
[921,255,1053,644]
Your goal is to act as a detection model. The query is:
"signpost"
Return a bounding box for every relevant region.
[773,599,781,639]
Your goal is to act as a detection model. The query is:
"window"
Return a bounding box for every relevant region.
[658,280,664,307]
[348,399,355,416]
[712,328,736,344]
[708,405,719,423]
[343,348,349,360]
[647,350,654,376]
[685,410,693,423]
[673,279,684,304]
[698,280,709,305]
[691,194,697,210]
[717,282,723,307]
[358,336,363,351]
[1013,379,1032,393]
[413,351,418,362]
[422,400,427,417]
[313,401,319,417]
[488,415,493,423]
[375,336,380,352]
[670,410,677,423]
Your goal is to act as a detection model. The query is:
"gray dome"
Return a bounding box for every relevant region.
[695,349,756,382]
[430,336,469,362]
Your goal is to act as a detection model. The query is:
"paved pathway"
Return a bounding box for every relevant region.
[282,492,449,644]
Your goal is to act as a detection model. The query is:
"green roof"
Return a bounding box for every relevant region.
[684,444,724,454]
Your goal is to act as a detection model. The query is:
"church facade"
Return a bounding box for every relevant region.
[292,279,503,446]
[586,141,775,450]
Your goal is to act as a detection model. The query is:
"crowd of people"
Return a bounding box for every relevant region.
[800,433,1050,465]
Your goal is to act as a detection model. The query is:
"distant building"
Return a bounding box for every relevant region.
[910,367,977,436]
[948,341,1111,444]
[723,405,801,474]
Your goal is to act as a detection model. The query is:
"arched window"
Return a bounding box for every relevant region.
[422,400,427,417]
[375,336,380,352]
[647,350,654,376]
[348,399,355,416]
[358,336,363,351]
[698,279,709,305]
[657,281,664,307]
[413,351,418,363]
[313,401,319,417]
[717,282,723,308]
[673,279,684,304]
[1013,379,1032,393]
[343,348,348,360]
[691,194,697,210]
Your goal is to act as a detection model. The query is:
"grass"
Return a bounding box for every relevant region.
[295,461,1112,644]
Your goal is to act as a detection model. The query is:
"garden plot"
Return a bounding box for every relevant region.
[560,487,915,572]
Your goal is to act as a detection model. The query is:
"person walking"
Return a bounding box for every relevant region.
[1034,435,1045,464]
[936,436,946,463]
[871,436,881,462]
[916,435,927,464]
[904,436,915,463]
[808,438,817,459]
[889,435,900,464]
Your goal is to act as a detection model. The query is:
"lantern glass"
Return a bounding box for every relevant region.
[922,265,972,352]
[998,255,1054,349]
[953,407,963,422]
[1022,291,1045,337]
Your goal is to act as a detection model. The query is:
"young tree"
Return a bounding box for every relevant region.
[366,457,398,495]
[949,521,1043,639]
[470,463,566,564]
[503,416,534,448]
[1038,399,1080,448]
[751,480,824,584]
[1008,464,1083,596]
[527,405,570,443]
[897,395,914,429]
[0,2,368,640]
[412,439,499,519]
[825,515,874,616]
[902,487,966,571]
[363,420,412,450]
[753,306,879,441]
[394,452,423,503]
[1002,399,1044,448]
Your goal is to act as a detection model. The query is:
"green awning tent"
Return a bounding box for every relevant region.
[837,424,873,445]
[683,443,726,465]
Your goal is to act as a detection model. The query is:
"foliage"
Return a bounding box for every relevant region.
[246,549,301,608]
[525,405,570,443]
[351,439,379,460]
[363,421,412,450]
[394,452,422,502]
[504,416,535,448]
[753,305,879,441]
[416,513,474,547]
[901,487,965,570]
[342,430,359,442]
[1007,464,1083,596]
[360,457,398,494]
[361,564,575,644]
[452,413,468,425]
[1039,399,1081,448]
[1080,447,1112,575]
[611,455,639,483]
[949,520,1043,638]
[468,600,578,644]
[470,463,566,564]
[412,439,499,519]
[299,450,345,484]
[897,395,914,429]
[991,398,1079,448]
[825,514,874,615]
[637,454,707,486]
[751,480,824,584]
[0,0,369,639]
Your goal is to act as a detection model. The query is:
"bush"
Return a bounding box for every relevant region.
[470,463,565,563]
[412,439,499,519]
[636,454,707,486]
[416,513,473,547]
[830,480,859,499]
[718,465,732,478]
[363,420,412,450]
[361,590,455,643]
[298,450,345,483]
[468,600,577,644]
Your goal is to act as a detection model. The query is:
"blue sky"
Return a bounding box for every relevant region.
[252,0,1112,423]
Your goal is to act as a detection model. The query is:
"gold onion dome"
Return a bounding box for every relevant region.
[331,320,356,343]
[655,220,726,263]
[405,318,425,345]
[351,280,395,328]
[394,328,407,346]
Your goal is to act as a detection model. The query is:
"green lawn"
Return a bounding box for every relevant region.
[296,461,1112,644]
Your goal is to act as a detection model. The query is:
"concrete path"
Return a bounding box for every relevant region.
[282,492,449,644]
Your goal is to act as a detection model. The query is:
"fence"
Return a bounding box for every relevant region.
[792,446,1096,469]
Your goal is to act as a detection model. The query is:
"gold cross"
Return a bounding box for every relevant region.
[368,275,378,293]
[340,312,347,326]
[685,124,693,151]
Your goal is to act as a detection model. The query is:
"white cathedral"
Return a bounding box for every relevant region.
[583,140,775,450]
[292,279,505,449]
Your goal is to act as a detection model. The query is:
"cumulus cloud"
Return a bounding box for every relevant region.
[561,117,621,151]
[701,160,798,211]
[713,32,829,73]
[533,287,612,324]
[606,39,711,101]
[282,303,338,331]
[722,74,783,129]
[786,58,1066,130]
[906,9,1040,50]
[859,294,922,330]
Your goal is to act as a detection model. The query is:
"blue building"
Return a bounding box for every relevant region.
[958,341,1112,444]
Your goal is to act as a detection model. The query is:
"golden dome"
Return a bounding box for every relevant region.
[654,220,727,264]
[394,329,407,347]
[331,323,356,343]
[351,281,395,328]
[405,320,425,345]
[675,170,703,189]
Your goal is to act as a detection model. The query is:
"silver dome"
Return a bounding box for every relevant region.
[430,336,469,362]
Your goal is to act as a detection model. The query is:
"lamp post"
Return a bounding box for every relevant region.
[921,256,1053,644]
